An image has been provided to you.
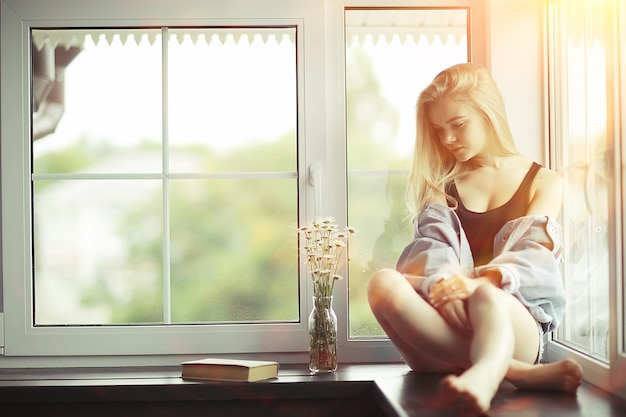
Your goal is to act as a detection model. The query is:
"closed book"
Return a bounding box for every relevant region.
[181,358,279,382]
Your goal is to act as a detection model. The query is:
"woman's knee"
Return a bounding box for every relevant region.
[471,282,501,301]
[468,284,538,356]
[467,283,504,313]
[367,268,404,309]
[367,268,400,291]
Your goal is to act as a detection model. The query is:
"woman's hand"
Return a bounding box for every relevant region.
[429,274,479,308]
[429,275,478,335]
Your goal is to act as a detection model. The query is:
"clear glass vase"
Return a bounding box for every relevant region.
[308,295,338,373]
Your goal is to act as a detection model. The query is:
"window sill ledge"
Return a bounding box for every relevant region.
[1,363,625,417]
[0,363,410,417]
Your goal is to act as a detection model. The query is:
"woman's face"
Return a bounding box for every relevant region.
[427,97,491,163]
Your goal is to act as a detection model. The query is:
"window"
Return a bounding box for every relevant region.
[549,0,611,363]
[32,27,299,326]
[344,8,469,337]
[2,0,323,360]
[0,0,483,364]
[546,0,626,399]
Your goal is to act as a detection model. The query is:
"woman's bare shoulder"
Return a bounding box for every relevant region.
[528,165,563,217]
[535,166,562,189]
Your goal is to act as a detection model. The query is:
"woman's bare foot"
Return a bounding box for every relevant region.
[505,359,583,394]
[439,370,498,416]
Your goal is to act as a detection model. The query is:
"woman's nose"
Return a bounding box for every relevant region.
[441,130,456,144]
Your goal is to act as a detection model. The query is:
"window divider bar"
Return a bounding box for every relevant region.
[162,27,172,325]
[31,172,299,180]
[31,173,168,180]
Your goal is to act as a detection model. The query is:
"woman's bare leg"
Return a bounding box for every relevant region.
[368,269,581,415]
[368,269,474,372]
[506,359,583,393]
[368,269,537,365]
[439,283,530,415]
[372,306,465,373]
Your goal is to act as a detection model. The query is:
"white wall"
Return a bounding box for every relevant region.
[488,0,546,163]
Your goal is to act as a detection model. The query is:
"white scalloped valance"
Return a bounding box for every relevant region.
[32,28,296,51]
[33,29,158,50]
[345,8,467,46]
[346,26,466,46]
[32,8,468,51]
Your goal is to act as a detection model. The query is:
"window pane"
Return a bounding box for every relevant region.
[169,178,299,323]
[552,0,610,362]
[32,29,163,174]
[34,179,164,325]
[345,9,468,337]
[31,27,299,327]
[168,28,296,172]
[348,174,412,337]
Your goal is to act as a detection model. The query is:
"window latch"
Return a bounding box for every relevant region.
[308,163,322,217]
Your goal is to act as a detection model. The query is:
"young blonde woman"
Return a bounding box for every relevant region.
[367,63,583,415]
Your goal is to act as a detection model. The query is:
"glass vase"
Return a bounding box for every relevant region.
[308,295,338,373]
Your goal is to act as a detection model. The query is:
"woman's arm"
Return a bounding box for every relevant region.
[396,204,474,296]
[527,167,563,218]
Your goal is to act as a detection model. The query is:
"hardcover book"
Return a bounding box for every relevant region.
[181,358,279,382]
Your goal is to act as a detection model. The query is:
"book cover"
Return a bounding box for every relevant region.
[181,358,279,382]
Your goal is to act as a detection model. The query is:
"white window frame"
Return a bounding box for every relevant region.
[0,0,485,367]
[1,0,325,365]
[617,0,626,399]
[544,0,626,400]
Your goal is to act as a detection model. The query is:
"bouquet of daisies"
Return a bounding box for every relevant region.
[298,217,357,298]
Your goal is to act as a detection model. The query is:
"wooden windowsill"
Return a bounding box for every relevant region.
[1,363,625,416]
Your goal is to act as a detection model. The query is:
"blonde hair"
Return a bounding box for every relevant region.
[406,62,520,218]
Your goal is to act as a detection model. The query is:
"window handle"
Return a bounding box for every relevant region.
[309,163,322,217]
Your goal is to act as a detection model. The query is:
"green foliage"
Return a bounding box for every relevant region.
[33,135,116,182]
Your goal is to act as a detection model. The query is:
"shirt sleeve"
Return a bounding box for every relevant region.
[396,204,474,296]
[474,216,566,332]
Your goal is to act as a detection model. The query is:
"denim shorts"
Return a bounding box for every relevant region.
[536,322,546,364]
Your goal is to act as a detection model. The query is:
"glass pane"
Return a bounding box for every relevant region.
[553,0,610,362]
[168,28,296,172]
[32,29,163,174]
[345,8,468,337]
[169,178,299,323]
[348,174,413,337]
[31,27,299,327]
[33,180,164,325]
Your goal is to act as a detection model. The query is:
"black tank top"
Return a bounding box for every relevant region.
[447,162,542,266]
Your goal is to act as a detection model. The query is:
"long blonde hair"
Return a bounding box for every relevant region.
[406,62,520,218]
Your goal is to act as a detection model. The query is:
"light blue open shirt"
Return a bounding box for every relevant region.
[396,203,566,333]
